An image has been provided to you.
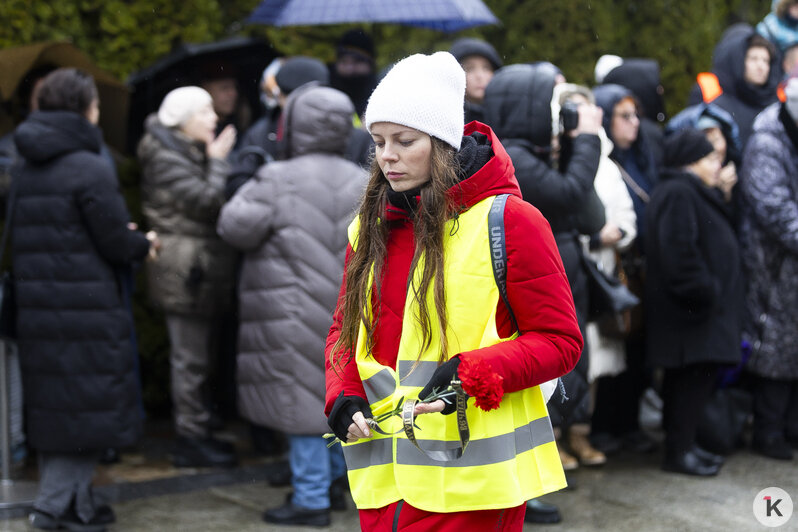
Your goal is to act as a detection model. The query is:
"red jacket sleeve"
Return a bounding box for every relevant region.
[458,195,583,393]
[325,245,368,416]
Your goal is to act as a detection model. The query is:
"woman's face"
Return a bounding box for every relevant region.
[461,55,494,104]
[611,98,639,150]
[703,126,727,161]
[688,150,723,187]
[180,101,218,144]
[744,46,771,86]
[370,122,433,193]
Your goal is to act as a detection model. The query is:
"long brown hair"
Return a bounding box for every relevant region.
[330,135,461,373]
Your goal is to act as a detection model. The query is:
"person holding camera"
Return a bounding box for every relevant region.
[483,62,605,522]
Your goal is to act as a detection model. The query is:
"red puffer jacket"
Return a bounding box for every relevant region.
[325,121,582,414]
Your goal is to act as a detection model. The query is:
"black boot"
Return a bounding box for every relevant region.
[662,450,720,476]
[524,498,561,524]
[329,475,348,511]
[172,436,238,468]
[752,434,794,460]
[691,444,724,466]
[262,501,330,527]
[29,506,108,532]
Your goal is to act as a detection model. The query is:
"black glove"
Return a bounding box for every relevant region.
[418,357,462,415]
[327,392,374,441]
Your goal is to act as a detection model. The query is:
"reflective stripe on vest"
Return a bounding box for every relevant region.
[342,196,566,512]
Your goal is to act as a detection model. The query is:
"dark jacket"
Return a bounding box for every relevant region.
[689,24,780,147]
[645,169,743,369]
[138,115,236,317]
[739,102,798,379]
[483,63,603,304]
[12,111,150,452]
[483,63,602,426]
[218,86,367,434]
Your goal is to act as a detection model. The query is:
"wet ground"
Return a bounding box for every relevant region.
[1,422,796,531]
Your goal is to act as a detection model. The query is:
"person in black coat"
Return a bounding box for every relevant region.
[12,68,156,531]
[689,24,780,148]
[645,128,743,477]
[483,62,605,475]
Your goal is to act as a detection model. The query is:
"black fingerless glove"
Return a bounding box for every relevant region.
[327,392,374,441]
[418,357,462,415]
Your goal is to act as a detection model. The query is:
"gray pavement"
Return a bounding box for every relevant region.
[2,447,796,531]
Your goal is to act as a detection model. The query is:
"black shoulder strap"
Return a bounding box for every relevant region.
[0,166,19,266]
[488,194,519,333]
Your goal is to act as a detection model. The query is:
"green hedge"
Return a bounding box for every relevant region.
[0,0,773,414]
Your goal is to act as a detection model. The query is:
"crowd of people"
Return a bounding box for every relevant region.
[4,1,798,529]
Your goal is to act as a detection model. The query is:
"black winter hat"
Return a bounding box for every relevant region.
[449,38,502,71]
[664,128,715,168]
[275,56,330,95]
[337,29,375,61]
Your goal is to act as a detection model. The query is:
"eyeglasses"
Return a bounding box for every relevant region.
[614,111,640,122]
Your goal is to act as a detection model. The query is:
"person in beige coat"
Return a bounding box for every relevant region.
[138,86,237,467]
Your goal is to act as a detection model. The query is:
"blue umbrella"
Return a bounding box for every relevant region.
[248,0,500,33]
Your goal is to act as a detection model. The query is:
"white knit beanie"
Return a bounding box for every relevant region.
[594,54,623,84]
[365,52,465,150]
[157,86,213,128]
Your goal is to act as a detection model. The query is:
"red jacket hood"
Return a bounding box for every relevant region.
[385,121,520,220]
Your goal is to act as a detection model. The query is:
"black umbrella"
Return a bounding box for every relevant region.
[127,36,278,152]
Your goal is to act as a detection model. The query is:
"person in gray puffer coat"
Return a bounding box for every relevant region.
[739,79,798,460]
[138,86,238,467]
[218,84,367,526]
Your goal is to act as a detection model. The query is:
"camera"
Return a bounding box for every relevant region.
[560,101,580,133]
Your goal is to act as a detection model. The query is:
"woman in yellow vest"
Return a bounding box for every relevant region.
[324,52,583,531]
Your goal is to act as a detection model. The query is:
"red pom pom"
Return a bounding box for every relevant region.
[458,356,504,411]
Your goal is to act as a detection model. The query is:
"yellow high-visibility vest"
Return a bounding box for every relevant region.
[343,196,565,512]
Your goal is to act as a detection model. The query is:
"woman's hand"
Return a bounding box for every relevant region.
[207,124,237,159]
[328,393,374,443]
[571,104,603,137]
[146,230,161,260]
[718,162,737,201]
[599,222,623,246]
[346,411,372,443]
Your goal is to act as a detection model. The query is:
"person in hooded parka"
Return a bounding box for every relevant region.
[13,68,154,531]
[217,85,367,527]
[689,23,780,148]
[482,63,606,474]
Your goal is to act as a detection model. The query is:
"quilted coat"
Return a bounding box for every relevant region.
[12,110,150,451]
[217,86,367,434]
[740,102,798,379]
[138,115,236,317]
